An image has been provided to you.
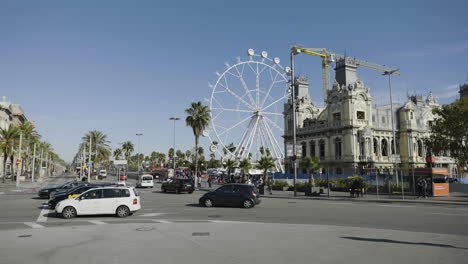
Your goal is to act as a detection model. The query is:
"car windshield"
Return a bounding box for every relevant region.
[142,176,152,180]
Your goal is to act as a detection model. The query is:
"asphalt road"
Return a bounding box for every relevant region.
[1,173,467,264]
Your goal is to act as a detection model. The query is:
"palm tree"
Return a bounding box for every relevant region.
[0,126,20,182]
[257,156,275,184]
[300,156,321,194]
[239,158,252,183]
[223,158,237,183]
[121,141,134,162]
[82,130,111,166]
[185,150,192,162]
[185,101,211,187]
[113,148,123,160]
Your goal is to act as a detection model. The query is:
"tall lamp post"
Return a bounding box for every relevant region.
[383,69,403,199]
[136,133,143,176]
[169,117,180,169]
[290,48,300,197]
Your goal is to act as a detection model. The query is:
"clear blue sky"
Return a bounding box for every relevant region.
[1,0,467,162]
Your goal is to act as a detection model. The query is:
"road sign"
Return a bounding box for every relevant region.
[114,160,127,165]
[202,130,209,137]
[16,159,21,165]
[87,162,93,166]
[210,144,218,152]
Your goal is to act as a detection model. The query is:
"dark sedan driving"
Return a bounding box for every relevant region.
[199,184,260,208]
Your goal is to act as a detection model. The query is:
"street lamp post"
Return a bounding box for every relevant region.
[16,132,23,187]
[169,117,180,169]
[383,69,404,199]
[136,133,143,176]
[290,48,300,197]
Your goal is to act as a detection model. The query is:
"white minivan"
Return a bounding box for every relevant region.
[137,174,154,188]
[56,187,141,219]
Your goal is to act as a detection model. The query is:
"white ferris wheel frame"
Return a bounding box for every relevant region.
[207,49,291,173]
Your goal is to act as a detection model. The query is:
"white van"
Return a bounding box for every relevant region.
[137,174,154,188]
[56,187,141,219]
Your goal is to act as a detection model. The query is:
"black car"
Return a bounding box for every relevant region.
[161,178,195,194]
[38,181,86,199]
[199,184,260,208]
[48,184,100,209]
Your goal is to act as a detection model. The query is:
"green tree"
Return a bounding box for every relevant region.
[0,126,20,182]
[424,97,468,176]
[82,130,111,166]
[223,158,237,183]
[256,156,275,183]
[300,156,321,189]
[185,101,211,187]
[113,148,123,160]
[239,158,252,183]
[121,141,134,162]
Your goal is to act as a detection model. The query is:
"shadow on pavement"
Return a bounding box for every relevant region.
[341,236,468,249]
[185,203,200,207]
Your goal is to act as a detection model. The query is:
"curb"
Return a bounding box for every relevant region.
[261,195,468,206]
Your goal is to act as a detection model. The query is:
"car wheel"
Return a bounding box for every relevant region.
[188,190,194,194]
[116,205,130,218]
[204,198,214,208]
[243,199,254,209]
[48,191,55,199]
[62,206,77,219]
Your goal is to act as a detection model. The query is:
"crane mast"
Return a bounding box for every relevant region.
[291,46,400,103]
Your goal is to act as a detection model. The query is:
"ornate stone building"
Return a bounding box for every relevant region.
[284,58,458,178]
[0,96,27,176]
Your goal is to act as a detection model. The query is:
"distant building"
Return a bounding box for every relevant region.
[284,57,458,178]
[0,96,27,176]
[460,83,468,98]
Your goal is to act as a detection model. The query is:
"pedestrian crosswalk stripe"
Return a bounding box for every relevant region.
[152,220,171,224]
[24,222,44,228]
[88,220,107,225]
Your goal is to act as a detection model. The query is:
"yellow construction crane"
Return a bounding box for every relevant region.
[291,46,401,102]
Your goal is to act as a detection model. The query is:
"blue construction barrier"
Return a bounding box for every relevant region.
[273,173,372,181]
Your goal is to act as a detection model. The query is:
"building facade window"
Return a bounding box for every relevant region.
[381,139,388,156]
[310,141,316,157]
[357,111,365,120]
[334,138,342,159]
[391,140,395,155]
[336,167,343,174]
[417,140,423,157]
[319,140,325,160]
[373,138,378,155]
[382,117,386,123]
[360,139,365,156]
[301,142,307,158]
[333,113,341,121]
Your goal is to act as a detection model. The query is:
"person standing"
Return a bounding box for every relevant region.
[207,175,212,188]
[417,178,428,198]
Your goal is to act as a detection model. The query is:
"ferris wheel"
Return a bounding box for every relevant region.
[207,49,291,172]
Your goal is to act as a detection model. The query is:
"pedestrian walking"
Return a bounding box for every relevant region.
[417,178,428,198]
[207,175,212,188]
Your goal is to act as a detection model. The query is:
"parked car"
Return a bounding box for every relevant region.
[137,174,154,188]
[119,174,128,181]
[48,184,99,209]
[55,186,141,219]
[199,184,260,208]
[38,181,85,199]
[161,178,194,194]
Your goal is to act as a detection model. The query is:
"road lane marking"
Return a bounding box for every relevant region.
[379,205,415,208]
[209,220,249,224]
[138,213,171,217]
[152,220,171,224]
[36,207,50,222]
[425,212,468,216]
[24,222,44,228]
[88,220,107,225]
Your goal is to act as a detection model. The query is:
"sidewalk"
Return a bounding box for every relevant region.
[197,183,468,206]
[0,174,71,195]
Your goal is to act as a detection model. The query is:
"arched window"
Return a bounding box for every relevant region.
[381,139,388,156]
[319,140,325,160]
[373,138,378,155]
[310,141,316,157]
[334,138,342,159]
[417,140,423,157]
[360,139,365,156]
